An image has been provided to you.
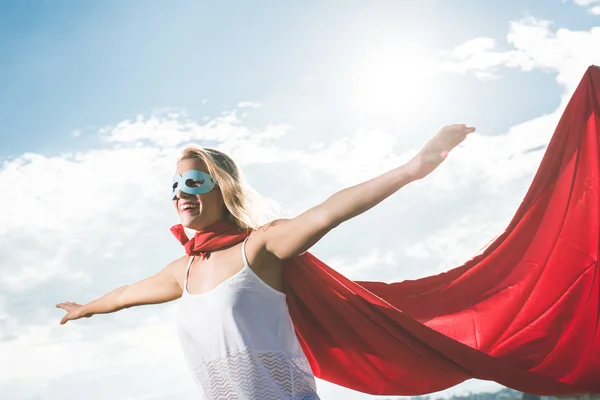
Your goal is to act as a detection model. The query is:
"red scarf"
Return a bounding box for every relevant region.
[170,221,249,259]
[171,66,600,396]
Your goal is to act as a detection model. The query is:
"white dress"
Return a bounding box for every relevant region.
[176,237,320,400]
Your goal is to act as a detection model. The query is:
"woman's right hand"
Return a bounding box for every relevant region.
[55,302,92,325]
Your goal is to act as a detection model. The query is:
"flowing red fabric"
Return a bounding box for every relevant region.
[172,66,600,396]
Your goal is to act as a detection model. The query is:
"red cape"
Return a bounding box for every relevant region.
[282,66,600,395]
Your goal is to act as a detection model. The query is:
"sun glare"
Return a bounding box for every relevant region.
[350,45,437,119]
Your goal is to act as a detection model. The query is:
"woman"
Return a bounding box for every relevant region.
[56,124,475,399]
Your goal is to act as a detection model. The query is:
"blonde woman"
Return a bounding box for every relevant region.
[56,124,475,399]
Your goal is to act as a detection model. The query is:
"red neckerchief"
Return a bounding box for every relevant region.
[170,221,248,259]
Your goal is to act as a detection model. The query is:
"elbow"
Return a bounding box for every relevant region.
[320,204,345,230]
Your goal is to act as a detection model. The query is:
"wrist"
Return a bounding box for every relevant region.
[80,304,94,317]
[400,157,424,182]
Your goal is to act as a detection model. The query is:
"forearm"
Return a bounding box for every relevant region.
[324,161,418,225]
[82,285,128,316]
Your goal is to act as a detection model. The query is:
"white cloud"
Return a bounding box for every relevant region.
[237,101,261,108]
[573,0,600,7]
[440,34,535,76]
[0,310,197,400]
[475,70,501,80]
[572,0,600,6]
[325,249,397,281]
[442,17,600,94]
[449,37,498,60]
[101,111,255,147]
[563,0,600,13]
[292,127,403,185]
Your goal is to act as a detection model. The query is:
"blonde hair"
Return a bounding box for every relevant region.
[178,146,281,231]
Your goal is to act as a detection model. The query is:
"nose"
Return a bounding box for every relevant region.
[174,189,194,201]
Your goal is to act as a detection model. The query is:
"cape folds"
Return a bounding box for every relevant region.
[171,66,600,396]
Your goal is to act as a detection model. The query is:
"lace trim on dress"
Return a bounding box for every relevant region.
[188,348,319,400]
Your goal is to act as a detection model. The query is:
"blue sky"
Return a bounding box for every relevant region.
[3,0,594,158]
[1,1,599,400]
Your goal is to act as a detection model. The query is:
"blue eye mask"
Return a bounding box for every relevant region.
[172,170,217,200]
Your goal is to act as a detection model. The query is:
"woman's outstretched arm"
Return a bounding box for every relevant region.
[56,256,188,325]
[256,124,475,260]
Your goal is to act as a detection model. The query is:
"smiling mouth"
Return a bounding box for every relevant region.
[180,204,200,213]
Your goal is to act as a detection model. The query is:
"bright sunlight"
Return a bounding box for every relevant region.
[350,44,437,119]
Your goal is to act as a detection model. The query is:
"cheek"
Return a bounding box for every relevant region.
[205,192,223,209]
[214,188,225,204]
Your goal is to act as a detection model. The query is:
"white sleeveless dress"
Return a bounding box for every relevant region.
[176,238,320,400]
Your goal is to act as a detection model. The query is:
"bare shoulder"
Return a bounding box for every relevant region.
[244,223,284,269]
[249,216,326,260]
[248,219,288,252]
[243,224,284,291]
[165,255,192,289]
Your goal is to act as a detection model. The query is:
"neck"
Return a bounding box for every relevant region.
[187,216,227,232]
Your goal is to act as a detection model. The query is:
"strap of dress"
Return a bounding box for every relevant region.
[241,237,251,269]
[183,256,195,293]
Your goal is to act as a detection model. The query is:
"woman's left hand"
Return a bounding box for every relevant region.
[407,124,476,180]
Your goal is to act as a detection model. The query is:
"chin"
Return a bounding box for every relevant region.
[180,217,198,228]
[179,220,193,229]
[180,214,205,230]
